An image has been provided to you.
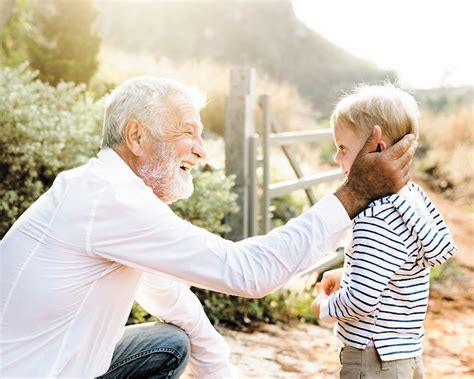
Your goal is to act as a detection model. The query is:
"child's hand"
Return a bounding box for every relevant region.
[311,283,328,316]
[319,268,343,295]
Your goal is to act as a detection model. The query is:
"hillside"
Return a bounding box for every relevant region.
[413,86,474,112]
[94,0,394,113]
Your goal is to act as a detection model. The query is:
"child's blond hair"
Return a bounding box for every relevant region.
[331,83,419,144]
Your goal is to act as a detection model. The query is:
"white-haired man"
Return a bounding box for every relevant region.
[0,77,416,378]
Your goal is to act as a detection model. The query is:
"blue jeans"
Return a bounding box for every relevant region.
[98,322,190,379]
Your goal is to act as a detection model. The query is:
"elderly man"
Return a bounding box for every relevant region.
[0,77,415,378]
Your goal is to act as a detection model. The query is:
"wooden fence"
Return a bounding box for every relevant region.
[224,67,345,275]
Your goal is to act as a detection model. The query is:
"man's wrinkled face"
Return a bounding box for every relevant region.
[138,93,207,203]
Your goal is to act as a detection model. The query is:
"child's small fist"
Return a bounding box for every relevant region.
[311,297,321,316]
[311,292,327,316]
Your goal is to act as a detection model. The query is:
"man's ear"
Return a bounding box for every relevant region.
[124,119,146,156]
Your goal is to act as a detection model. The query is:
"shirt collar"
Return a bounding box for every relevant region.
[97,148,138,177]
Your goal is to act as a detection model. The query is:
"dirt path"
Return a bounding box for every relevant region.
[185,188,474,378]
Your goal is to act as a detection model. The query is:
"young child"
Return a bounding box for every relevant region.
[312,83,458,379]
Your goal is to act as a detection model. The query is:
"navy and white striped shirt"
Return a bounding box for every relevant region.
[319,182,457,361]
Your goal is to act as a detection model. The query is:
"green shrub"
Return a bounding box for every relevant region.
[270,193,305,229]
[192,288,318,330]
[171,167,239,235]
[127,302,159,325]
[0,64,103,237]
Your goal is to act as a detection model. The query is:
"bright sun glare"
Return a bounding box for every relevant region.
[292,0,474,89]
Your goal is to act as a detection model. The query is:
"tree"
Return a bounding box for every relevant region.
[0,0,31,67]
[26,0,100,86]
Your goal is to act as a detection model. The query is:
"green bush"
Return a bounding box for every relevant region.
[270,193,305,229]
[171,167,239,235]
[192,288,318,330]
[0,64,103,237]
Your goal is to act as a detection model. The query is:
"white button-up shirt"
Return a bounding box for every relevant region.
[0,148,351,378]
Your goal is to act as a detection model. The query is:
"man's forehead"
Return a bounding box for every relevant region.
[162,94,202,123]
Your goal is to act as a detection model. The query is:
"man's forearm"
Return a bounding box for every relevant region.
[334,182,368,219]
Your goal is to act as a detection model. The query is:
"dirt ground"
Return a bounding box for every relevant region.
[185,187,474,378]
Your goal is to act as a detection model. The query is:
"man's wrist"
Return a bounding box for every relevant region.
[334,182,367,219]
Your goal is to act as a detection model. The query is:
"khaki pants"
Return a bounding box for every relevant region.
[339,344,424,379]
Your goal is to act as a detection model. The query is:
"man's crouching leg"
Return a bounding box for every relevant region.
[98,322,190,379]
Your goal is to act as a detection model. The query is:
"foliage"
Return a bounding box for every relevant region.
[171,167,239,235]
[270,193,305,229]
[414,86,474,113]
[128,287,318,328]
[25,0,100,85]
[192,288,318,330]
[127,302,159,325]
[0,0,31,67]
[430,259,465,288]
[0,64,104,237]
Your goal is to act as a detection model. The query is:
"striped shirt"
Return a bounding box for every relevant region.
[319,182,457,361]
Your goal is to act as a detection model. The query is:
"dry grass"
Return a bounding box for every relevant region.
[417,106,474,204]
[92,47,317,137]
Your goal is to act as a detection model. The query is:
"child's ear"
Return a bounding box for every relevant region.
[376,140,388,152]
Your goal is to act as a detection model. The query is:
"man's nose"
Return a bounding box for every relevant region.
[334,152,341,164]
[193,136,207,160]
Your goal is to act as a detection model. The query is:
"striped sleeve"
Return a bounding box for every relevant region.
[323,215,408,322]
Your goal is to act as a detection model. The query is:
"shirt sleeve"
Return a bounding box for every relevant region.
[319,215,408,322]
[90,182,351,298]
[135,273,237,378]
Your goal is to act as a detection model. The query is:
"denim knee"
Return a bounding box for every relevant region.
[153,323,191,376]
[164,323,191,366]
[99,322,192,379]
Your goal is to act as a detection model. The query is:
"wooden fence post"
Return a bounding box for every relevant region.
[224,68,256,241]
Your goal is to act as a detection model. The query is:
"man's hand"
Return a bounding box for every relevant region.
[319,268,343,296]
[335,125,417,218]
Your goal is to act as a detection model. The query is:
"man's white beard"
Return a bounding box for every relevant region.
[138,141,194,204]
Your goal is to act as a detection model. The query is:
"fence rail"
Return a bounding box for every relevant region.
[268,169,343,199]
[259,94,344,234]
[268,129,335,146]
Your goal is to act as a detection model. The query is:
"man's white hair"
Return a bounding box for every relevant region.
[101,76,206,148]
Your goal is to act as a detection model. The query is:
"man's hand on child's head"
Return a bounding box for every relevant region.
[335,125,417,218]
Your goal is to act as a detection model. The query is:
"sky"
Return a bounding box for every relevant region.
[292,0,474,89]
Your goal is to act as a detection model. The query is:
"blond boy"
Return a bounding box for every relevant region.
[312,84,458,379]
